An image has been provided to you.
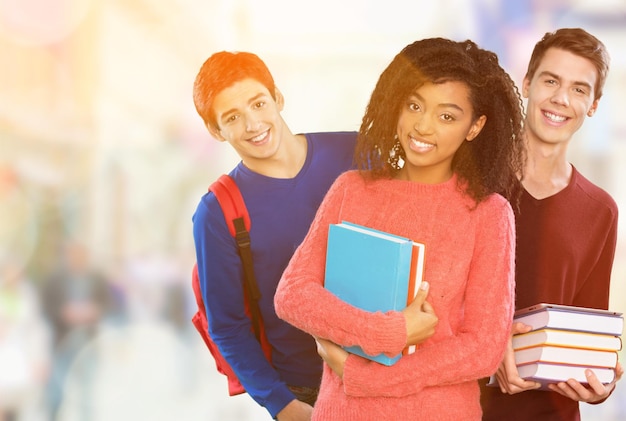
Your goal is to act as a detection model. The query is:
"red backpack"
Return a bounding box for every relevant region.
[191,174,272,396]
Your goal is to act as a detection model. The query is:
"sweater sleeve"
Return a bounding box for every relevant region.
[579,203,618,406]
[193,198,294,417]
[275,173,408,359]
[342,196,516,397]
[572,204,617,309]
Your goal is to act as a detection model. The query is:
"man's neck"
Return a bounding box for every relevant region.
[522,137,572,200]
[244,132,308,179]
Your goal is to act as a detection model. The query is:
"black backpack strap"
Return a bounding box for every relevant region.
[210,175,263,341]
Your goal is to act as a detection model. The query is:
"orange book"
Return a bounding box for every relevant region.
[514,345,618,368]
[513,328,622,352]
[404,241,425,355]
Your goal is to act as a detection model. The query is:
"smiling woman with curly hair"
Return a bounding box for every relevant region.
[356,37,525,205]
[275,37,525,420]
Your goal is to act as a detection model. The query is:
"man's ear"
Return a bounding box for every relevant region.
[207,123,226,142]
[466,115,487,142]
[587,99,599,117]
[274,88,285,112]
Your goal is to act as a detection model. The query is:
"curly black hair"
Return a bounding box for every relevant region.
[355,38,525,204]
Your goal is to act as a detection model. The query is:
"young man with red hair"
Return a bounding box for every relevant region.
[192,51,355,420]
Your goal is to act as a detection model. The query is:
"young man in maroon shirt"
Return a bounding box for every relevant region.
[481,27,624,421]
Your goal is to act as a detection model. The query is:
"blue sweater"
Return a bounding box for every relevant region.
[193,132,356,417]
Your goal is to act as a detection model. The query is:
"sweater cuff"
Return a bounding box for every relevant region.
[264,384,297,418]
[359,310,407,358]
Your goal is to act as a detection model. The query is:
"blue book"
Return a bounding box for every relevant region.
[324,221,425,365]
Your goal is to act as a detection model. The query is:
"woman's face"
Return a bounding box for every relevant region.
[395,81,486,184]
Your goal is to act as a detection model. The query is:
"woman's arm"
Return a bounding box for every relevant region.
[275,174,408,358]
[341,197,516,397]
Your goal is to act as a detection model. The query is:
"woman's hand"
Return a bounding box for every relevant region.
[317,281,437,380]
[316,338,349,379]
[401,281,438,346]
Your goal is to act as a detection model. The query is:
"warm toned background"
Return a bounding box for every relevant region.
[1,1,625,420]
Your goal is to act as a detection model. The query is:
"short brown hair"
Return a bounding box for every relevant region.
[525,28,610,100]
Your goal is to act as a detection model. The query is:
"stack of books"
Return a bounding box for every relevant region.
[511,303,623,390]
[324,221,425,366]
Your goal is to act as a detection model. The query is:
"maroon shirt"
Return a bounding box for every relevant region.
[481,166,618,420]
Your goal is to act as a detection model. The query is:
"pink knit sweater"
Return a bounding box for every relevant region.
[275,171,515,420]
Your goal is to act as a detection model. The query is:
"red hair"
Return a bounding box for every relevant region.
[193,51,276,130]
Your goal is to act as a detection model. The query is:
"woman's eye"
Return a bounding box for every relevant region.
[408,102,420,111]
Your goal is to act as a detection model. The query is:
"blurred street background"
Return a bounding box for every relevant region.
[1,1,625,420]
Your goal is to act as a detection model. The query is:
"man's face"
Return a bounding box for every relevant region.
[210,78,285,166]
[522,48,599,147]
